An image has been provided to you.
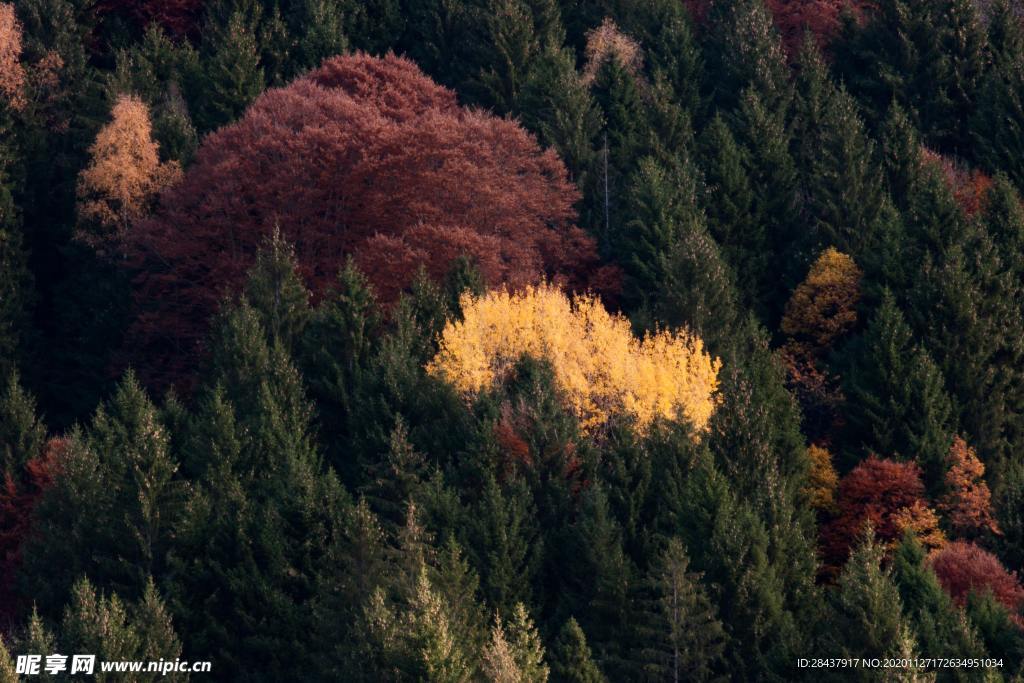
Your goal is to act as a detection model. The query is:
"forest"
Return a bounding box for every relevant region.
[2,0,1024,680]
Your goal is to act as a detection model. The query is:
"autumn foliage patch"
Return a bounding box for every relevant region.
[127,53,606,389]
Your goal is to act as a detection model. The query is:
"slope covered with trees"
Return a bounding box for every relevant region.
[1,0,1024,680]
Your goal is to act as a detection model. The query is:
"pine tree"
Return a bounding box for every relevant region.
[699,115,765,315]
[549,618,605,683]
[635,538,726,683]
[483,603,549,682]
[836,0,985,151]
[288,0,348,75]
[840,291,955,484]
[790,34,886,258]
[469,475,541,615]
[890,532,990,675]
[965,590,1024,674]
[702,0,790,114]
[362,416,428,535]
[824,530,918,678]
[0,370,45,479]
[244,228,311,352]
[971,0,1024,187]
[197,7,265,133]
[0,127,31,381]
[467,0,564,115]
[0,636,15,683]
[19,373,183,613]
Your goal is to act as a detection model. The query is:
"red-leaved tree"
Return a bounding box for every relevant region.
[930,541,1024,622]
[127,53,609,389]
[821,456,945,573]
[0,437,64,627]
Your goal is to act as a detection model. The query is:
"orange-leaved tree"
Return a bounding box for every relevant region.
[0,3,25,110]
[939,436,1000,538]
[427,283,721,435]
[76,94,181,254]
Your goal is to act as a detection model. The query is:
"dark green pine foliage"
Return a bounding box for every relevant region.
[674,453,801,682]
[339,0,403,54]
[588,54,650,252]
[635,538,727,683]
[518,44,602,190]
[468,475,542,617]
[244,229,311,352]
[549,617,606,683]
[555,485,634,680]
[965,590,1024,676]
[906,199,1024,479]
[823,531,919,679]
[992,456,1024,571]
[702,0,790,115]
[839,291,954,485]
[361,416,429,536]
[705,318,820,662]
[835,0,985,151]
[699,115,766,316]
[465,0,565,115]
[0,371,45,481]
[0,132,32,382]
[299,258,382,484]
[890,532,990,678]
[58,577,185,681]
[19,373,184,614]
[971,0,1024,188]
[790,35,887,260]
[287,0,349,74]
[981,175,1024,284]
[196,6,265,133]
[617,0,702,119]
[728,87,801,324]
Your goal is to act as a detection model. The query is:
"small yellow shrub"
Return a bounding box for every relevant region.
[427,283,721,435]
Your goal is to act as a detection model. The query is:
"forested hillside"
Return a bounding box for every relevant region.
[2,0,1024,680]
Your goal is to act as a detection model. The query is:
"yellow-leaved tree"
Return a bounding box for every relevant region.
[427,284,721,435]
[76,94,182,253]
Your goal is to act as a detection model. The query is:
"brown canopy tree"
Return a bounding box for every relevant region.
[127,52,610,389]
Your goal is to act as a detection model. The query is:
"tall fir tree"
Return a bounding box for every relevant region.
[971,0,1024,190]
[549,618,606,683]
[196,6,265,133]
[634,537,727,682]
[839,291,955,484]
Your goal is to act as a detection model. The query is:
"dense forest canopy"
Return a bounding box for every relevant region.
[2,0,1024,680]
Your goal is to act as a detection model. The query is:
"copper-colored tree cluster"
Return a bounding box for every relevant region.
[821,456,945,571]
[930,541,1024,619]
[0,3,25,111]
[128,53,607,388]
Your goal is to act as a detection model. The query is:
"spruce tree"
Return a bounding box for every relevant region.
[824,530,918,679]
[0,136,31,382]
[635,538,726,683]
[836,0,985,150]
[965,590,1024,675]
[549,618,606,683]
[0,636,15,683]
[19,373,183,613]
[839,291,955,484]
[702,0,789,115]
[197,7,265,133]
[890,532,990,675]
[790,35,887,259]
[699,115,765,316]
[0,370,45,480]
[244,228,311,352]
[970,0,1024,187]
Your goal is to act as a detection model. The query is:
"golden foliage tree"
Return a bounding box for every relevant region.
[76,94,182,253]
[939,436,1000,538]
[0,4,25,110]
[781,247,862,351]
[805,444,839,512]
[428,284,721,435]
